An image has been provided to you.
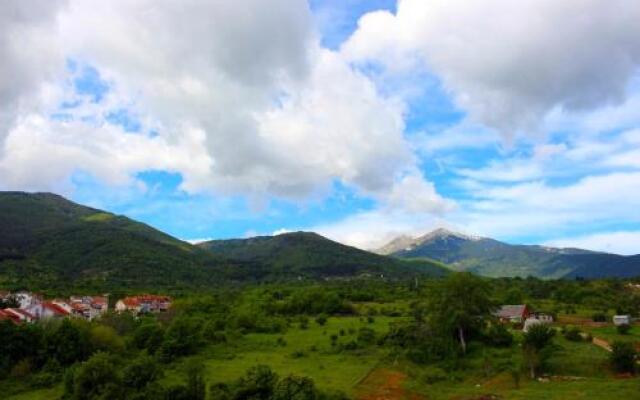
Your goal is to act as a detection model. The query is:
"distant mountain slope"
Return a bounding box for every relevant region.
[198,231,449,280]
[378,228,640,279]
[0,192,235,290]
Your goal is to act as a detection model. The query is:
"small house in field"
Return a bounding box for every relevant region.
[531,312,554,323]
[495,304,530,323]
[613,315,631,326]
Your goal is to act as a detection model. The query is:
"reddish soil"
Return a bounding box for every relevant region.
[356,368,424,400]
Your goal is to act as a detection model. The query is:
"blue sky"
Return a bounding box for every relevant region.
[2,1,640,254]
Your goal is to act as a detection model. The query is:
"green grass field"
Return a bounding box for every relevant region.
[163,315,399,393]
[6,313,640,400]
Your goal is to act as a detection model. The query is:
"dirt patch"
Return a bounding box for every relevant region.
[356,368,424,400]
[592,337,612,352]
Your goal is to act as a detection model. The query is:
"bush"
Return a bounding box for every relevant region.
[617,324,631,335]
[315,314,328,326]
[485,323,513,347]
[592,313,607,322]
[563,326,583,342]
[610,341,637,374]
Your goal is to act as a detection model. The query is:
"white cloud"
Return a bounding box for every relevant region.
[343,0,640,137]
[0,0,66,146]
[545,231,640,255]
[0,0,450,218]
[453,171,640,239]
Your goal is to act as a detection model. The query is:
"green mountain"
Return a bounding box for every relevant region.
[377,228,640,279]
[0,192,447,290]
[0,191,236,291]
[197,232,449,280]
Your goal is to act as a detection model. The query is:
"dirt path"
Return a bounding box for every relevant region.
[355,368,424,400]
[592,336,612,352]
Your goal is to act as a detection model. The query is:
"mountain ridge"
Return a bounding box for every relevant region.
[378,228,639,279]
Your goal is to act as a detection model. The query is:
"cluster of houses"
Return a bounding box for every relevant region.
[495,303,634,330]
[0,291,171,325]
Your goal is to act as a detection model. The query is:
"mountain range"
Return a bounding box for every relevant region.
[0,192,446,291]
[376,228,640,279]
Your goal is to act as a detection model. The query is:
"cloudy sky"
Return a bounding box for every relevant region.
[2,0,640,254]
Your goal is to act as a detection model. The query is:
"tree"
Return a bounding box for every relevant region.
[522,323,555,378]
[47,319,91,366]
[273,375,318,400]
[67,352,122,400]
[123,354,163,391]
[610,341,636,374]
[234,365,279,400]
[184,360,206,400]
[425,273,495,354]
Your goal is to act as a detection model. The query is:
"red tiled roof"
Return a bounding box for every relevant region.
[0,309,21,324]
[5,308,36,320]
[43,302,70,316]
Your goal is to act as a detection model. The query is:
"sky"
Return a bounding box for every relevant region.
[2,0,640,254]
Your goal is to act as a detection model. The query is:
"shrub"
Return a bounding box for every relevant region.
[617,324,631,335]
[610,341,637,374]
[315,314,328,326]
[563,326,583,342]
[485,323,513,347]
[592,313,607,322]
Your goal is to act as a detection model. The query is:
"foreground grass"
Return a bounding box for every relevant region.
[164,316,400,394]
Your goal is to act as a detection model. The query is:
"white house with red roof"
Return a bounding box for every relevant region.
[116,295,171,314]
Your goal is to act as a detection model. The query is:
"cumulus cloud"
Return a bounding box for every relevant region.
[0,0,450,217]
[0,0,66,145]
[343,0,640,136]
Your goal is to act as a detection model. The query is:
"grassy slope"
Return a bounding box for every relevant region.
[198,232,449,280]
[0,192,234,291]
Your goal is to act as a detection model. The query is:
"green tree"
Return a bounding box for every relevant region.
[234,365,279,400]
[425,273,495,354]
[273,375,317,400]
[67,352,122,400]
[522,323,555,378]
[47,319,91,366]
[610,341,637,374]
[123,354,163,391]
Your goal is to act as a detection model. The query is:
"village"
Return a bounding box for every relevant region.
[0,291,172,324]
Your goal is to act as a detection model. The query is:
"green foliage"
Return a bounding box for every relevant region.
[160,318,202,362]
[522,324,556,378]
[66,352,122,400]
[616,324,631,335]
[46,319,91,366]
[122,354,163,390]
[198,231,448,281]
[562,326,583,342]
[610,341,637,374]
[424,273,496,354]
[484,323,514,347]
[131,323,165,354]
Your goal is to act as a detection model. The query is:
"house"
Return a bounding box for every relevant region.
[495,304,530,323]
[530,312,554,323]
[613,315,631,326]
[116,295,172,314]
[0,309,20,324]
[15,291,43,309]
[27,301,70,320]
[3,308,36,323]
[68,295,109,320]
